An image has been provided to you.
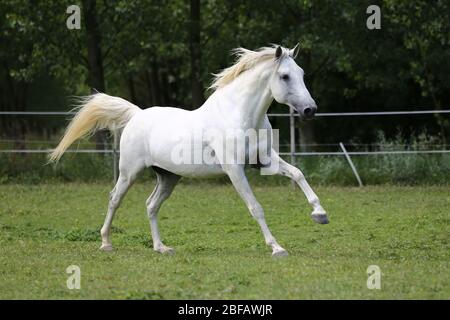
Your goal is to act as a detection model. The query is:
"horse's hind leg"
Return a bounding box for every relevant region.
[100,170,138,251]
[146,167,180,254]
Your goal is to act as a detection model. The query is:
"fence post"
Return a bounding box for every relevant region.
[290,106,296,187]
[113,131,119,183]
[339,142,363,187]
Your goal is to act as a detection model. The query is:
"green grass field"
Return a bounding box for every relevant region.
[0,182,449,299]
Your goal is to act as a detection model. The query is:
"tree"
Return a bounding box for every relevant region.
[82,0,105,93]
[189,0,204,108]
[82,0,108,149]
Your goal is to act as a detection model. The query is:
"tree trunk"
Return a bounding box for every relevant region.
[82,0,107,150]
[167,59,180,105]
[2,63,27,151]
[146,62,161,106]
[299,50,316,151]
[127,76,137,104]
[160,69,170,106]
[144,70,155,107]
[189,0,203,108]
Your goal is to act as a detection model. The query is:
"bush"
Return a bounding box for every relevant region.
[298,131,449,186]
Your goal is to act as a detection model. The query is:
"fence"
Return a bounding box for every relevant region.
[1,109,449,184]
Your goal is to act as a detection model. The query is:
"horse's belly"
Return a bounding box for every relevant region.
[153,161,225,178]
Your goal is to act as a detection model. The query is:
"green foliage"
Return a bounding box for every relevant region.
[1,1,449,127]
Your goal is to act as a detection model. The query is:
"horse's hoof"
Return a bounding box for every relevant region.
[311,213,329,224]
[100,243,113,251]
[272,249,289,258]
[155,246,175,255]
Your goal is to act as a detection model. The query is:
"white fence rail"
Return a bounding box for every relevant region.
[1,109,449,184]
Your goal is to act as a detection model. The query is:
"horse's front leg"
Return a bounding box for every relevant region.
[272,152,329,224]
[222,164,288,257]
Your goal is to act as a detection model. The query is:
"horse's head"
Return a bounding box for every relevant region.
[270,45,317,120]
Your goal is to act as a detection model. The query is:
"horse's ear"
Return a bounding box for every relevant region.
[290,43,300,59]
[275,46,282,59]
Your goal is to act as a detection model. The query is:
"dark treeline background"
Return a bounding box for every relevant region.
[0,0,449,151]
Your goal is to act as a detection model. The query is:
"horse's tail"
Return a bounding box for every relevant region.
[48,93,141,163]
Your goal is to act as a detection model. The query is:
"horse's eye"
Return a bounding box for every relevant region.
[281,74,289,81]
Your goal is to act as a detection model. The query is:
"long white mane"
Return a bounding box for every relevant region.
[209,45,290,91]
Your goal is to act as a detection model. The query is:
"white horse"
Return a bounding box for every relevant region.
[49,45,328,257]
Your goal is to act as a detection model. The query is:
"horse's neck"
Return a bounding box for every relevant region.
[209,62,274,128]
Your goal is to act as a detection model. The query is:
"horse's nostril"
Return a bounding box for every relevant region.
[304,107,313,116]
[303,106,316,119]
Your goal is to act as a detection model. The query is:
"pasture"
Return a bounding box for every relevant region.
[0,182,448,299]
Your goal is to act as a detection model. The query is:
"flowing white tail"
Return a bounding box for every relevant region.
[49,93,141,163]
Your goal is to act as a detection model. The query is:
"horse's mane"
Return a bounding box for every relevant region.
[209,45,289,91]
